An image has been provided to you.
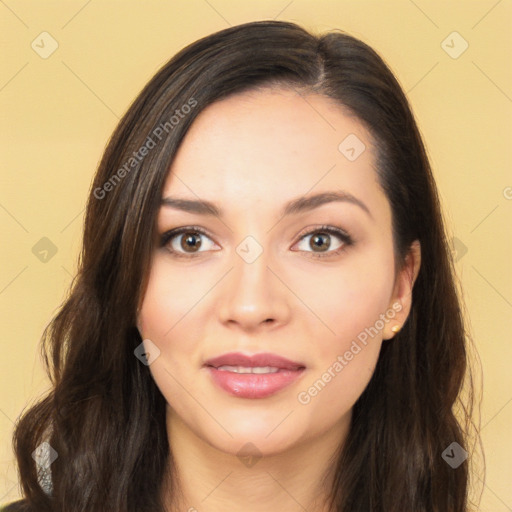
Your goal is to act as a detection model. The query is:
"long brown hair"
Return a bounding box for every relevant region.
[9,20,479,512]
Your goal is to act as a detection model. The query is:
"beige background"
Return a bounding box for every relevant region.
[1,0,511,509]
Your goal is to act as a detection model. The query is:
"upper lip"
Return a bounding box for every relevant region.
[204,352,305,370]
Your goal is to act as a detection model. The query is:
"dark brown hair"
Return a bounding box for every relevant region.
[9,20,479,512]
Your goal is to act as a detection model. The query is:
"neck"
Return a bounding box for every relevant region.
[162,406,348,512]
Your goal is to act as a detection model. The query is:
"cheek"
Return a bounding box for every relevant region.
[293,256,393,417]
[138,257,210,340]
[296,247,395,361]
[137,259,210,388]
[137,259,209,405]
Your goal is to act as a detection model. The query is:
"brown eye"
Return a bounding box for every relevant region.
[297,230,344,254]
[294,226,353,259]
[180,232,202,252]
[309,232,332,252]
[160,227,218,258]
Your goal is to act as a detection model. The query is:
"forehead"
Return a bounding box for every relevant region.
[162,88,387,220]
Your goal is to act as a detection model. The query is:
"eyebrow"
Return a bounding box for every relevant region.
[160,191,372,219]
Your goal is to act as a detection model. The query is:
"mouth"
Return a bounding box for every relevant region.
[214,365,283,374]
[203,352,306,399]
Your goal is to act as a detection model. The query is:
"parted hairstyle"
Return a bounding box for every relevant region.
[8,20,479,512]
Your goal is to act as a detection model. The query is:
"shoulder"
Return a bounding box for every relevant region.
[1,499,31,511]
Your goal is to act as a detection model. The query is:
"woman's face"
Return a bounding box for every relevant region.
[137,88,419,457]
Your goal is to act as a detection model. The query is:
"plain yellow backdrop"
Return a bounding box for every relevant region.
[1,1,511,509]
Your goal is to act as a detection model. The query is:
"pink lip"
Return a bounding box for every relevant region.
[204,352,305,370]
[204,352,306,399]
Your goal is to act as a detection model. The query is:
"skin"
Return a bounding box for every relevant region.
[136,87,421,512]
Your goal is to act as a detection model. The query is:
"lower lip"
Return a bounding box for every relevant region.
[206,366,305,399]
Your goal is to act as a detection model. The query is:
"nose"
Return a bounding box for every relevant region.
[217,248,291,332]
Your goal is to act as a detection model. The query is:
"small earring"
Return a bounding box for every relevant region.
[391,325,401,334]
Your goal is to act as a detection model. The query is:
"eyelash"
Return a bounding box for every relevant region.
[159,224,354,260]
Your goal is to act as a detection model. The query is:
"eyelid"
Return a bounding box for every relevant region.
[295,224,351,243]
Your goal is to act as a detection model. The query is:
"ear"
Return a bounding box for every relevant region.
[383,240,421,340]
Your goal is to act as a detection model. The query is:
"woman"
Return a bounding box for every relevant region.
[4,20,478,512]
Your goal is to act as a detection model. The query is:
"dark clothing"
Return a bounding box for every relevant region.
[2,500,31,511]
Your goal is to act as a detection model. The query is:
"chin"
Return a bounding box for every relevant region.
[210,429,300,459]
